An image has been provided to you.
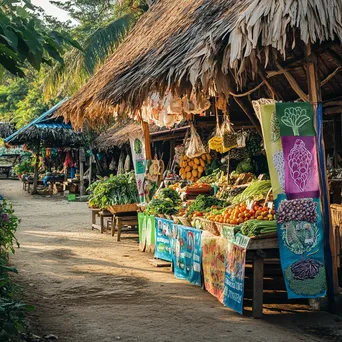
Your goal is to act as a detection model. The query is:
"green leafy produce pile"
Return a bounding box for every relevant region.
[240,220,277,237]
[88,171,139,209]
[236,158,254,174]
[187,195,226,216]
[145,188,181,216]
[231,180,271,204]
[13,159,34,175]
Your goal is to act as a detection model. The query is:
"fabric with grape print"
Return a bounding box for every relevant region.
[281,136,319,199]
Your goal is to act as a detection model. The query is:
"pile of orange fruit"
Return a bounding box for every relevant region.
[205,202,276,225]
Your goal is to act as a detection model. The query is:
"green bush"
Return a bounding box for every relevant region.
[0,200,33,341]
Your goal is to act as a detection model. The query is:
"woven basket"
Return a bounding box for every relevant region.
[199,218,220,236]
[173,215,191,227]
[107,203,138,214]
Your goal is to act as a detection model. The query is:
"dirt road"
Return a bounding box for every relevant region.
[2,180,342,342]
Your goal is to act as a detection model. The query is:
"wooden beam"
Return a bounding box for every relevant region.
[275,61,309,101]
[142,121,152,160]
[324,107,342,115]
[321,66,342,87]
[305,44,340,305]
[233,97,262,136]
[258,70,282,101]
[323,100,342,108]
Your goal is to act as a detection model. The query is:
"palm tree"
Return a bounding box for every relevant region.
[43,1,149,98]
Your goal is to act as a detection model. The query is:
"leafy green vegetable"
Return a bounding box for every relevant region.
[187,195,225,216]
[87,171,139,209]
[145,187,181,216]
[231,180,271,204]
[240,220,276,237]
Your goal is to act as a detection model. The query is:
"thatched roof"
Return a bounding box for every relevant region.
[0,122,15,139]
[58,0,342,129]
[95,119,172,150]
[5,100,83,147]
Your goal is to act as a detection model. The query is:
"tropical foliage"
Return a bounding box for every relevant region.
[0,0,149,129]
[0,0,82,77]
[0,200,33,341]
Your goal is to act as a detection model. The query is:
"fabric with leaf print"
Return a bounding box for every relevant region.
[276,103,315,136]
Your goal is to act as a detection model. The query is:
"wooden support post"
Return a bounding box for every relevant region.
[79,147,85,196]
[233,97,263,137]
[305,43,339,308]
[252,254,264,318]
[32,141,40,195]
[89,155,93,187]
[142,121,152,160]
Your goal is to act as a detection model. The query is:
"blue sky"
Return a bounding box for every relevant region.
[31,0,72,22]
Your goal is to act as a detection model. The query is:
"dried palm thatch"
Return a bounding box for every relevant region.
[5,100,83,147]
[95,119,160,150]
[0,122,15,139]
[57,0,342,129]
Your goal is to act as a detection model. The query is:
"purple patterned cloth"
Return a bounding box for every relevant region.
[281,136,319,199]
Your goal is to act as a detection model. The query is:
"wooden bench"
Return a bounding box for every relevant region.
[91,208,113,233]
[111,215,138,241]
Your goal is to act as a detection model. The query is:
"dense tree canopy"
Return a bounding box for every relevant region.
[0,0,149,131]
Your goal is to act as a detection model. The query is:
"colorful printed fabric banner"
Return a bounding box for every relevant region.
[276,102,315,137]
[201,232,227,303]
[275,194,327,298]
[257,103,285,197]
[223,233,249,314]
[138,213,156,253]
[154,218,173,262]
[258,101,327,299]
[281,136,320,199]
[172,224,202,286]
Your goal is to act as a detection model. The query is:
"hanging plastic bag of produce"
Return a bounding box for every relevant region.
[117,152,124,174]
[124,154,131,172]
[246,131,263,156]
[186,123,207,158]
[221,103,237,150]
[236,130,247,148]
[208,100,230,154]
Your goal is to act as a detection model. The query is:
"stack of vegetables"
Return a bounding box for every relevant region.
[231,180,271,204]
[88,171,139,209]
[145,188,181,216]
[179,153,211,182]
[240,219,277,237]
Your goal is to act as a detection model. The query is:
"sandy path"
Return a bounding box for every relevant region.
[2,180,341,342]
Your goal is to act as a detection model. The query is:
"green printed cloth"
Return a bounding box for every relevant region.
[259,104,284,197]
[276,102,315,137]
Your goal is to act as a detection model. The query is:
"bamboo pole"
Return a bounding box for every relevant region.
[142,121,152,160]
[32,141,40,195]
[305,43,339,309]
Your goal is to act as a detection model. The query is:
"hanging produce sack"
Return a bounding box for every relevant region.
[236,130,247,148]
[186,123,207,159]
[221,112,237,150]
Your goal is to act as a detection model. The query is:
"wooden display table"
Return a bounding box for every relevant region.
[246,238,279,318]
[111,212,138,241]
[91,208,113,234]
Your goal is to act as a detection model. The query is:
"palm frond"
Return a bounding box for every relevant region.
[43,14,135,99]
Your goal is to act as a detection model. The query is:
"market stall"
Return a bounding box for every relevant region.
[55,0,342,315]
[5,100,84,194]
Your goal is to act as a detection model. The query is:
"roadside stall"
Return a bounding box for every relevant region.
[4,100,84,195]
[55,0,342,317]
